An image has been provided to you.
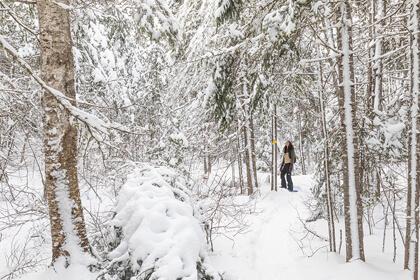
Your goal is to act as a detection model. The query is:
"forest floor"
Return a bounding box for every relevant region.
[209,173,410,280]
[0,167,413,280]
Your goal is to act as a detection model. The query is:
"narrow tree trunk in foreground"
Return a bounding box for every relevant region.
[336,0,365,262]
[318,58,336,252]
[404,2,420,278]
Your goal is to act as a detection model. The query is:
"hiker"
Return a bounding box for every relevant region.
[280,141,296,191]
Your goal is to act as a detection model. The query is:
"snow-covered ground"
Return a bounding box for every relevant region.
[209,174,410,280]
[0,166,412,280]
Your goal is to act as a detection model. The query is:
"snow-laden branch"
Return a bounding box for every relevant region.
[0,1,38,37]
[299,53,340,65]
[368,44,408,63]
[0,35,127,136]
[52,1,74,10]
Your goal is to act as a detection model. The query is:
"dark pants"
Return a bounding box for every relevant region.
[281,163,293,191]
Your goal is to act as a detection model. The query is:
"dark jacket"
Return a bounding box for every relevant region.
[281,147,297,170]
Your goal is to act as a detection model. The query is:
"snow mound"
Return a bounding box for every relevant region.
[18,262,97,280]
[103,164,219,280]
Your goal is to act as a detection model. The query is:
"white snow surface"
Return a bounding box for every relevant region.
[209,174,410,280]
[2,164,412,280]
[109,165,216,280]
[18,261,96,280]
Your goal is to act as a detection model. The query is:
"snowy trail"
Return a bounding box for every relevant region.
[253,191,300,279]
[210,174,409,280]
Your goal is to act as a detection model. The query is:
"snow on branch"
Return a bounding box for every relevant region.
[0,35,127,137]
[137,0,179,45]
[299,53,340,65]
[0,2,38,37]
[52,1,74,10]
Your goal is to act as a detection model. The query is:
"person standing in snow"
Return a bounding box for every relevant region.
[280,141,296,191]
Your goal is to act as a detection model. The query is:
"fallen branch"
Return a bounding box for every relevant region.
[293,205,329,242]
[297,215,329,242]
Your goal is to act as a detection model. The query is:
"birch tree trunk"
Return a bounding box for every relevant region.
[37,0,89,264]
[404,2,420,278]
[336,0,365,262]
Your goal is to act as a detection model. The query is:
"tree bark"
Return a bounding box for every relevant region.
[373,0,385,113]
[336,0,365,262]
[243,125,253,195]
[249,114,258,190]
[203,154,208,176]
[37,0,89,264]
[297,111,306,175]
[274,104,278,191]
[271,107,275,191]
[237,128,244,194]
[404,2,420,278]
[318,56,336,252]
[367,0,375,117]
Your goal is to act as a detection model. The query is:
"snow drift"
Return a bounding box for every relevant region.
[102,164,219,280]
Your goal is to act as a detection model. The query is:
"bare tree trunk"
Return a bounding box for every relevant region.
[271,107,275,191]
[416,147,420,280]
[203,153,208,176]
[204,140,211,177]
[250,114,258,190]
[393,189,397,263]
[336,0,365,262]
[382,204,389,252]
[373,0,385,113]
[367,0,375,117]
[207,154,212,175]
[274,105,278,191]
[297,111,306,175]
[318,57,336,252]
[404,3,420,278]
[243,125,253,195]
[37,0,89,264]
[231,157,236,189]
[404,141,412,270]
[237,124,244,194]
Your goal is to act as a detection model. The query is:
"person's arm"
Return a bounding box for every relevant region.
[289,149,296,172]
[280,151,284,170]
[291,149,297,163]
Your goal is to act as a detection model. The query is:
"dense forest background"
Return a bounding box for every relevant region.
[0,0,419,279]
